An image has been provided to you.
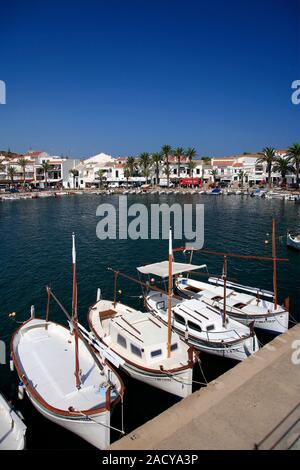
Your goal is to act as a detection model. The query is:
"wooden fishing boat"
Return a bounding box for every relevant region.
[176,276,289,334]
[175,220,290,335]
[0,391,26,450]
[136,231,259,362]
[11,235,124,450]
[88,292,196,398]
[287,230,300,251]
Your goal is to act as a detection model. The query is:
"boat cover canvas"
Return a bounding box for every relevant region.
[137,261,206,278]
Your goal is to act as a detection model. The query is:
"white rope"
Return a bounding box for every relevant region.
[74,409,125,434]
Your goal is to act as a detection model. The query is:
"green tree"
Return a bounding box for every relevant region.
[151,152,162,185]
[7,166,16,186]
[185,147,197,161]
[95,169,106,188]
[126,156,137,176]
[139,152,152,184]
[238,170,247,188]
[210,168,218,184]
[286,143,300,188]
[42,161,52,188]
[17,158,30,186]
[273,157,294,187]
[187,160,197,186]
[161,144,172,187]
[69,168,79,189]
[173,147,184,181]
[124,167,130,188]
[256,147,276,188]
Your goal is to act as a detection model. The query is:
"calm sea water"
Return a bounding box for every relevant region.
[0,194,299,449]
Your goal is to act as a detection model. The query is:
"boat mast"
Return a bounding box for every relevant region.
[222,255,227,327]
[72,233,81,389]
[167,228,173,358]
[272,219,277,310]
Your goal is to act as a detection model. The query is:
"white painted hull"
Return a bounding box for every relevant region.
[229,311,289,334]
[28,391,111,450]
[0,393,26,450]
[121,361,193,398]
[166,324,258,361]
[287,233,300,251]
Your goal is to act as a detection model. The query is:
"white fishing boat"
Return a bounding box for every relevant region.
[175,220,290,334]
[176,276,289,334]
[11,235,124,450]
[287,230,300,251]
[0,392,26,450]
[137,232,258,362]
[88,298,196,398]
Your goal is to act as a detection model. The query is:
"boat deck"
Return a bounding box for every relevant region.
[14,319,113,412]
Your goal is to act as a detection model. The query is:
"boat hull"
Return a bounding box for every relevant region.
[27,390,111,449]
[287,233,300,251]
[0,393,26,450]
[121,360,193,398]
[161,322,258,362]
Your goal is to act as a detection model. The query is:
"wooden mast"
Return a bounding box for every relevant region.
[272,219,277,311]
[167,228,173,358]
[72,233,81,389]
[222,255,227,328]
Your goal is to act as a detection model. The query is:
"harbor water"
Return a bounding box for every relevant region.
[0,193,299,449]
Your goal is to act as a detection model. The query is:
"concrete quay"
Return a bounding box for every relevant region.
[110,324,300,450]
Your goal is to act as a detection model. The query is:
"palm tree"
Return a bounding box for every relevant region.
[238,170,247,188]
[95,169,106,188]
[124,167,130,188]
[256,147,276,188]
[0,161,5,174]
[187,160,197,179]
[42,161,52,188]
[151,152,162,185]
[286,143,300,188]
[69,168,79,189]
[139,152,152,184]
[7,166,16,186]
[210,168,218,184]
[173,147,184,182]
[17,158,29,187]
[185,147,197,161]
[161,144,172,187]
[126,156,137,176]
[273,157,295,187]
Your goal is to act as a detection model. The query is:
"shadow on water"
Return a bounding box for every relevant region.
[0,194,299,449]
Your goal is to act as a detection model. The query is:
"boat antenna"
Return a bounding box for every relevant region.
[72,233,81,389]
[272,219,277,310]
[167,227,173,358]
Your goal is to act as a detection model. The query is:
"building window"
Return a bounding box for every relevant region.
[117,334,127,349]
[130,344,142,357]
[196,169,200,175]
[116,170,119,178]
[171,343,178,351]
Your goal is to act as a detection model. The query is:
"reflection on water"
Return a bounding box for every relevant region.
[0,194,299,448]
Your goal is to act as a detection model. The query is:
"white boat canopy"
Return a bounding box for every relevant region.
[137,261,207,278]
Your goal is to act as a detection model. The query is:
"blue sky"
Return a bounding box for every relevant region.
[0,0,299,157]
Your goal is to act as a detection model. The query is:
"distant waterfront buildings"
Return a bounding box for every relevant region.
[0,148,295,189]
